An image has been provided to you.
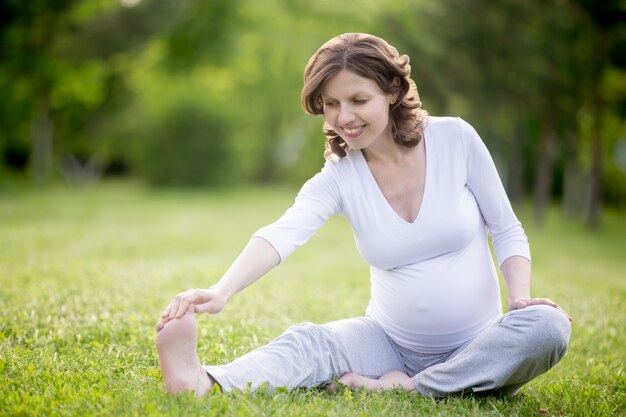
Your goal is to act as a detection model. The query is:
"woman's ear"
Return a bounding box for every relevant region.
[390,76,401,104]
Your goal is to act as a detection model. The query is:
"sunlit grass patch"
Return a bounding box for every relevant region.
[0,182,624,416]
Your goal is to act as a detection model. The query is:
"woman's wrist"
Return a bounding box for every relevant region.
[507,293,530,306]
[210,283,234,303]
[507,297,529,311]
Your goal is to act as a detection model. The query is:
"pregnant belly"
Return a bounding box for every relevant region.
[367,261,500,336]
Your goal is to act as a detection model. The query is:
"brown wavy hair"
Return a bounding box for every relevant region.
[301,33,428,159]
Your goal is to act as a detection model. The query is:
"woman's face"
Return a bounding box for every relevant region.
[321,70,394,151]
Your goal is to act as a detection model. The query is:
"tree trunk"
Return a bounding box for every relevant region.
[587,26,608,230]
[562,129,586,218]
[534,119,558,224]
[588,92,603,229]
[30,98,54,183]
[507,123,525,205]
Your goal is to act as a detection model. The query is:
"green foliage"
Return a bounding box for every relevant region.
[0,0,187,181]
[162,0,240,70]
[1,0,625,220]
[0,183,625,416]
[137,102,232,187]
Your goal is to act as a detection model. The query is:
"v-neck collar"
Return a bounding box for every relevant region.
[355,132,429,225]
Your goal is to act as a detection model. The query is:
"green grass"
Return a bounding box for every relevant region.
[0,181,624,417]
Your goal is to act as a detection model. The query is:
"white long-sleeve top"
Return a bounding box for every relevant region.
[254,117,530,353]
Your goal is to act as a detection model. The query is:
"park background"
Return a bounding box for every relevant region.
[1,0,625,416]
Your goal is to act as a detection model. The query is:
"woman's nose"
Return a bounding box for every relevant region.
[337,106,355,125]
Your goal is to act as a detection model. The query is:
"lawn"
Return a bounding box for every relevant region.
[0,181,624,417]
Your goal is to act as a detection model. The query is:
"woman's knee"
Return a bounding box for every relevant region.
[286,321,323,335]
[529,305,571,360]
[282,322,333,346]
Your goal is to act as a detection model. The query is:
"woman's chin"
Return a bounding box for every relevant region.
[344,140,365,150]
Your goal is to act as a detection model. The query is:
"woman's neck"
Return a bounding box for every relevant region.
[362,139,418,166]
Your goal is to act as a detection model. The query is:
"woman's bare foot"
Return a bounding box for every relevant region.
[339,372,378,390]
[155,306,215,397]
[339,371,415,392]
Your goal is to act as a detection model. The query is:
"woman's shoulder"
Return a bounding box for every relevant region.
[424,115,471,132]
[305,150,361,189]
[323,149,361,172]
[425,116,478,145]
[424,116,483,163]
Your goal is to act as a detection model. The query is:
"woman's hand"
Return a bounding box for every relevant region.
[155,237,280,332]
[508,297,573,322]
[157,287,229,331]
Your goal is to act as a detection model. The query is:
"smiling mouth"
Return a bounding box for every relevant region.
[342,125,366,138]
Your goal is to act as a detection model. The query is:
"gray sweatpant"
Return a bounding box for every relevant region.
[204,305,570,396]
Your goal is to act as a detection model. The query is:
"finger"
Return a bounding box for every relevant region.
[167,289,191,319]
[527,298,573,321]
[527,298,558,307]
[168,299,180,319]
[557,305,573,322]
[156,315,172,331]
[180,289,211,315]
[161,304,172,319]
[174,299,190,318]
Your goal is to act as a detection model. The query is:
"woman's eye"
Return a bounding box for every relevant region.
[324,102,336,107]
[354,99,368,104]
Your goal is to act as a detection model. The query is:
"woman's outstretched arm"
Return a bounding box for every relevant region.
[157,236,280,330]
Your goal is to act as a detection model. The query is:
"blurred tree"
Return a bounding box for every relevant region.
[137,101,231,186]
[194,0,383,185]
[2,0,624,216]
[570,0,626,228]
[0,0,75,182]
[161,0,238,70]
[0,0,188,183]
[383,0,626,227]
[122,0,242,186]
